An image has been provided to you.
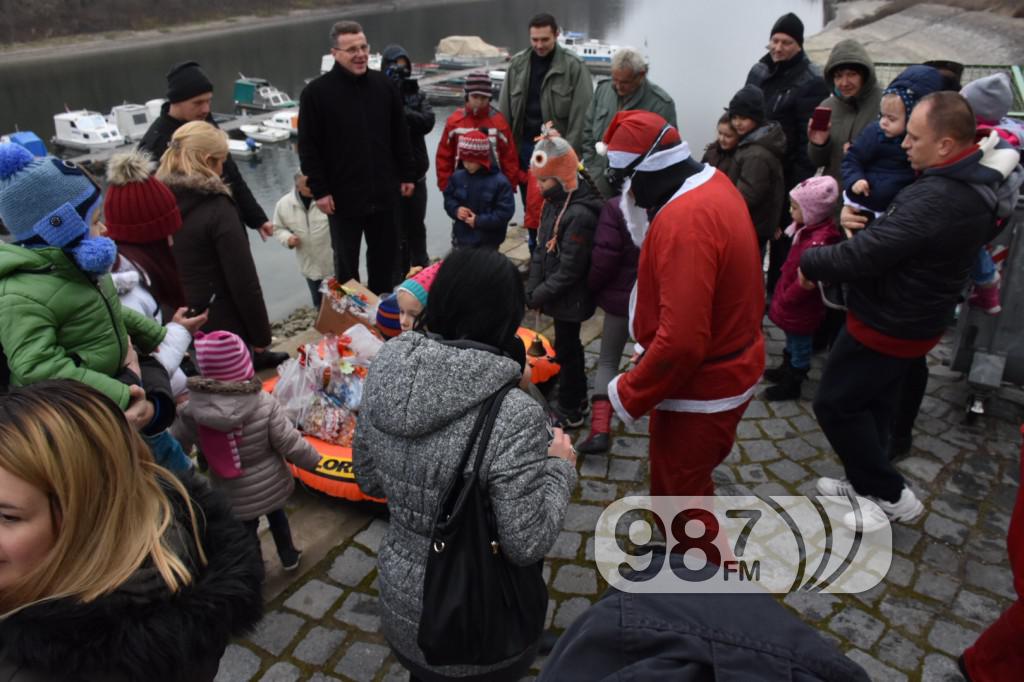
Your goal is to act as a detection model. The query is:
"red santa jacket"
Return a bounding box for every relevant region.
[435,104,522,191]
[609,166,766,421]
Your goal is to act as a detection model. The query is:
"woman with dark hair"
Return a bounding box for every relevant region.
[354,248,578,681]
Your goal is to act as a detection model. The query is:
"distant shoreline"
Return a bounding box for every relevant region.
[0,0,481,65]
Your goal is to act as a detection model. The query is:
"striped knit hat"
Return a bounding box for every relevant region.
[464,71,493,98]
[458,130,492,169]
[194,330,255,382]
[376,293,402,338]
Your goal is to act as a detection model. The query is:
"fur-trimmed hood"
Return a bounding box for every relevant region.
[0,474,264,682]
[183,376,263,431]
[159,171,232,199]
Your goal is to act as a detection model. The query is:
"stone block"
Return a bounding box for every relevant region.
[553,565,598,595]
[827,607,885,649]
[259,663,301,682]
[353,518,389,553]
[952,589,1006,629]
[328,546,377,587]
[767,459,809,484]
[928,620,981,657]
[283,579,343,619]
[741,440,781,463]
[249,611,304,656]
[610,436,648,458]
[214,644,261,682]
[562,504,604,532]
[579,479,619,502]
[335,592,381,633]
[553,597,591,629]
[965,560,1016,600]
[334,641,391,682]
[876,631,923,672]
[293,626,347,666]
[923,512,969,546]
[777,437,817,461]
[879,598,935,637]
[548,531,582,559]
[914,567,960,603]
[758,418,796,439]
[608,458,644,482]
[844,649,907,682]
[783,591,839,621]
[579,454,608,478]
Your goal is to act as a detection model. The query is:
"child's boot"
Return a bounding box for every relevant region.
[577,396,612,455]
[765,366,807,401]
[764,349,791,383]
[969,275,1002,315]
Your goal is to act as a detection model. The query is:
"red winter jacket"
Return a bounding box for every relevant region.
[769,219,841,336]
[435,105,522,191]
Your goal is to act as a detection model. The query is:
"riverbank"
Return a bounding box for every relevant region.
[0,0,480,64]
[809,0,1024,64]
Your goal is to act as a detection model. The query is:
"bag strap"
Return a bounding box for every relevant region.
[467,381,517,481]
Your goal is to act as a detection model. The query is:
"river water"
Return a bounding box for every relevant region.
[0,0,823,320]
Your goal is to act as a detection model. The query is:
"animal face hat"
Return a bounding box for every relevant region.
[530,129,579,192]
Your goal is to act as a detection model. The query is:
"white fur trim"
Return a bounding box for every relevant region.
[635,141,691,172]
[595,141,608,156]
[620,177,650,247]
[607,374,639,426]
[152,322,192,381]
[607,149,640,169]
[979,130,1022,178]
[654,382,758,414]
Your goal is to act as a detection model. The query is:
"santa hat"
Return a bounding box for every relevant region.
[376,293,402,338]
[194,330,255,382]
[789,175,838,227]
[530,131,578,191]
[457,130,492,169]
[597,110,689,173]
[397,260,442,309]
[103,150,182,244]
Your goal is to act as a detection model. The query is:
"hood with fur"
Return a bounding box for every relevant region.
[0,474,264,681]
[183,376,263,431]
[927,130,1024,220]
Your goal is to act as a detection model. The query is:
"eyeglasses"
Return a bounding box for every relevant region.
[332,44,371,56]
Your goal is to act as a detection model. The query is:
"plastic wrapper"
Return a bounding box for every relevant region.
[273,353,318,425]
[302,394,358,447]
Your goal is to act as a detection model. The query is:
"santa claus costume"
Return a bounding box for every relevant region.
[601,111,765,498]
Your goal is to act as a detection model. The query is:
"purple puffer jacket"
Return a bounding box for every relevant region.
[587,196,639,317]
[769,219,842,335]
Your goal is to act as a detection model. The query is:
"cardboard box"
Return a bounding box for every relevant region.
[314,279,381,337]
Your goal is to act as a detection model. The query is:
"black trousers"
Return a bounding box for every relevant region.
[244,508,298,565]
[328,206,399,295]
[397,178,430,279]
[891,355,929,441]
[812,325,916,503]
[553,319,586,411]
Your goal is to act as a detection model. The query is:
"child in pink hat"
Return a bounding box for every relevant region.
[765,176,842,401]
[395,260,441,332]
[172,330,322,571]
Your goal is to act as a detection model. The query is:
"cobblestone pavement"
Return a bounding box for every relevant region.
[221,313,1023,682]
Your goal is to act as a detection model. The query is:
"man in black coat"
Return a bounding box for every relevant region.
[381,43,436,277]
[298,20,416,295]
[800,92,1023,533]
[746,13,829,296]
[138,61,273,240]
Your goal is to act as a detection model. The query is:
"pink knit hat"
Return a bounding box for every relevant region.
[194,330,255,382]
[790,175,838,226]
[397,260,442,308]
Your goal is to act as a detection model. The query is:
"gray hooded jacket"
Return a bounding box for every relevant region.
[353,333,577,677]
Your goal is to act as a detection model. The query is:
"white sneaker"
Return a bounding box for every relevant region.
[842,487,923,533]
[816,477,857,505]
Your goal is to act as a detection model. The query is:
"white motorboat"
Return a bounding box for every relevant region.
[234,75,297,113]
[434,36,508,70]
[107,103,152,143]
[319,52,383,75]
[558,31,621,73]
[145,98,167,121]
[229,138,262,160]
[264,109,298,137]
[238,124,290,144]
[52,110,124,151]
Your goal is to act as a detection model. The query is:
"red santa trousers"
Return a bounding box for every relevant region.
[961,424,1024,681]
[648,399,751,499]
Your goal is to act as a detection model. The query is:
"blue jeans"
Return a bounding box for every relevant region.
[144,430,192,474]
[971,248,997,285]
[785,333,813,370]
[307,278,323,309]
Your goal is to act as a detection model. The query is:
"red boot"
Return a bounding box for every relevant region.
[576,397,612,455]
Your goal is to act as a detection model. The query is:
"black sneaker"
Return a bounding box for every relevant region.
[551,402,585,429]
[281,550,303,572]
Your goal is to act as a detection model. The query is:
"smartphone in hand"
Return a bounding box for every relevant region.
[810,106,832,132]
[186,292,216,318]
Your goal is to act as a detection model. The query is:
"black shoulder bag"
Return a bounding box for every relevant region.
[417,381,548,666]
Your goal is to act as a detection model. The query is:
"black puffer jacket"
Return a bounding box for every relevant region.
[527,179,603,322]
[298,62,416,218]
[381,45,436,181]
[0,474,264,682]
[801,135,1024,339]
[730,121,787,242]
[747,51,829,186]
[138,105,269,232]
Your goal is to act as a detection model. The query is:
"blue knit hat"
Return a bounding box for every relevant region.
[375,293,402,339]
[0,143,115,274]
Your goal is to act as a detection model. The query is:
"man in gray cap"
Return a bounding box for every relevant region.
[139,61,273,240]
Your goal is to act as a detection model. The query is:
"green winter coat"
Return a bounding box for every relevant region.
[730,121,787,243]
[0,244,166,408]
[807,39,883,183]
[582,77,677,197]
[498,43,593,153]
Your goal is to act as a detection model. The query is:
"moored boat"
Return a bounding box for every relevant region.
[239,123,290,144]
[52,110,124,151]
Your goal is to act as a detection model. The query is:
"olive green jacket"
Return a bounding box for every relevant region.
[582,77,677,197]
[498,43,593,153]
[807,39,883,183]
[0,244,166,408]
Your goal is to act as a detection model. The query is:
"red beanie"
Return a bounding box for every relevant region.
[457,130,492,169]
[103,150,181,244]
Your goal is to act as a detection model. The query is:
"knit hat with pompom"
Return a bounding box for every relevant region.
[103,150,182,244]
